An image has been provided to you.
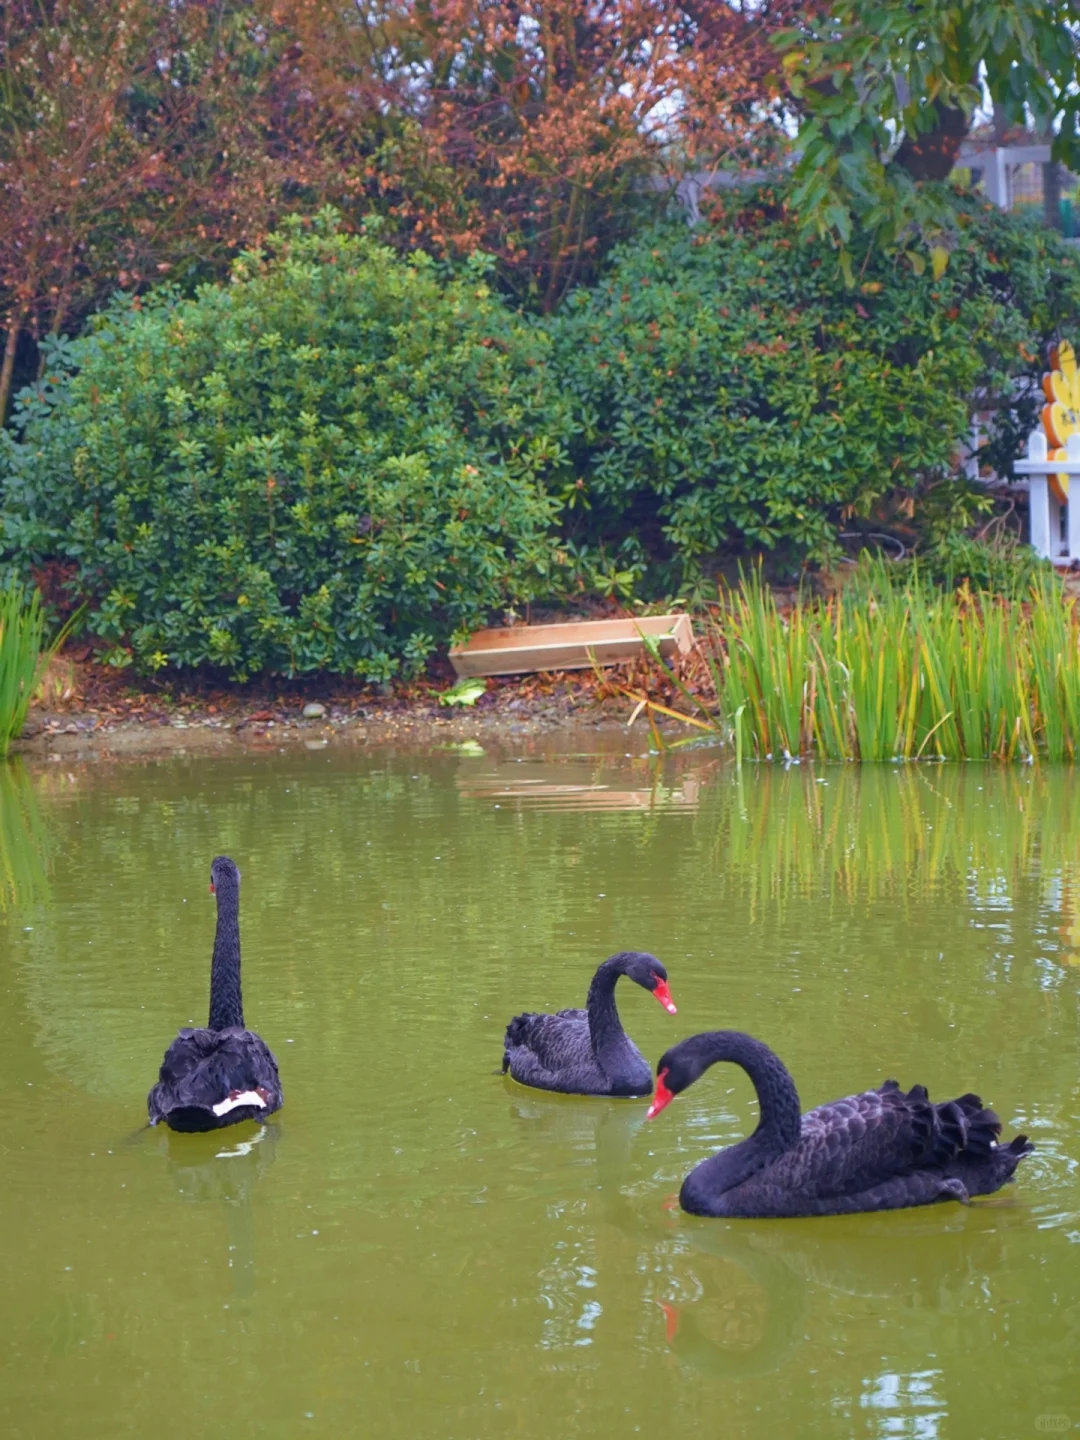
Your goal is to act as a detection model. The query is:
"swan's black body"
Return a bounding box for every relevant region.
[648,1032,1032,1218]
[501,951,676,1097]
[148,857,282,1133]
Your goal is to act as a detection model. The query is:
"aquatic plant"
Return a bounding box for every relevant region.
[0,582,56,758]
[635,563,1080,762]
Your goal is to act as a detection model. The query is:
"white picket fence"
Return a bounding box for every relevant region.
[1014,429,1080,564]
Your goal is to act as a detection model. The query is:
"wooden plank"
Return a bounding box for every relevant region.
[449,613,693,677]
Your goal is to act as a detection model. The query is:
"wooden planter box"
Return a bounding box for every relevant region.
[449,613,693,678]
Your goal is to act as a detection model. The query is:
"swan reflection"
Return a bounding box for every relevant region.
[654,1201,1026,1380]
[508,1092,643,1213]
[160,1121,278,1303]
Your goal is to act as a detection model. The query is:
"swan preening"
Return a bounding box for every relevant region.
[148,856,283,1133]
[502,950,676,1097]
[646,1031,1032,1218]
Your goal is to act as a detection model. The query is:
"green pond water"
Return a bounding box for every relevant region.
[1,741,1079,1439]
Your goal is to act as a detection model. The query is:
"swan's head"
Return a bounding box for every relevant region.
[646,1038,705,1120]
[209,855,241,895]
[617,952,677,1015]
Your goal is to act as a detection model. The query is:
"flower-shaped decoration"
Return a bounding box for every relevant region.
[1042,340,1080,502]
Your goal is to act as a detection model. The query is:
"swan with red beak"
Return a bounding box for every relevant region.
[644,1031,1032,1218]
[501,951,677,1097]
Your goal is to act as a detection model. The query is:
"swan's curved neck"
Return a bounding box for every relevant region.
[208,879,244,1031]
[694,1031,802,1152]
[585,956,629,1061]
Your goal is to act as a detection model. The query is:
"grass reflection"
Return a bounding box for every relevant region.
[707,763,1070,908]
[0,758,51,913]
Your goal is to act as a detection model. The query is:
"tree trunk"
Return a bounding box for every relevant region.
[0,307,25,426]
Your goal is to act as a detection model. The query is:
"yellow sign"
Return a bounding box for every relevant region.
[1042,340,1080,502]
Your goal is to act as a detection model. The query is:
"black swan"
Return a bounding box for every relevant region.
[646,1031,1032,1218]
[148,856,283,1133]
[501,951,676,1097]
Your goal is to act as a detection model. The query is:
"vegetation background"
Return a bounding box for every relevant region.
[3,0,1080,683]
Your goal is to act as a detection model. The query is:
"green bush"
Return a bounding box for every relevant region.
[550,184,1080,586]
[0,212,570,680]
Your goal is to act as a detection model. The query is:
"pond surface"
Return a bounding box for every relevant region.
[1,742,1079,1439]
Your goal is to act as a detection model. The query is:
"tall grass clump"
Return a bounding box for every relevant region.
[658,564,1080,762]
[0,583,73,758]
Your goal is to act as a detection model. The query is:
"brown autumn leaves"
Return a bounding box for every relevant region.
[0,0,798,417]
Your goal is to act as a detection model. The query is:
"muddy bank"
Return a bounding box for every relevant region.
[13,671,643,763]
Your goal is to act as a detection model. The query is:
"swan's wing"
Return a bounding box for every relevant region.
[503,1009,592,1073]
[155,1028,216,1086]
[154,1027,282,1113]
[787,1081,966,1197]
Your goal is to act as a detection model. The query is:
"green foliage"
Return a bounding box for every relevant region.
[550,185,1080,587]
[906,531,1054,597]
[438,677,487,707]
[0,214,572,681]
[777,0,1080,265]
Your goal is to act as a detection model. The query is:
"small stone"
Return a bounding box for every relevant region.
[303,703,326,719]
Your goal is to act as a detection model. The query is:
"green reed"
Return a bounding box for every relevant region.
[0,582,80,758]
[681,563,1080,761]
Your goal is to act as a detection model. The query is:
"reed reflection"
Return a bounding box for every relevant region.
[0,758,51,914]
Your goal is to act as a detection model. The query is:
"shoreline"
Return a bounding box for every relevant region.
[12,665,652,764]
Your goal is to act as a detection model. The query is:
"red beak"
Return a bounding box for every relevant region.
[209,882,216,895]
[658,1301,681,1343]
[646,1069,675,1120]
[652,979,677,1015]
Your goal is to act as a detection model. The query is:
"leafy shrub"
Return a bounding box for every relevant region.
[0,212,570,680]
[550,184,1080,587]
[908,531,1054,597]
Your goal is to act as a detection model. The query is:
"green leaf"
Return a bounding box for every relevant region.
[438,677,488,707]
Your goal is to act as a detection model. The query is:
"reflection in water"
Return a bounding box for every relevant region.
[508,1092,644,1354]
[710,762,1053,904]
[1056,867,1080,966]
[160,1123,277,1303]
[507,1089,1021,1387]
[457,754,712,812]
[655,1201,1026,1391]
[655,1227,806,1380]
[0,758,51,913]
[508,1090,641,1218]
